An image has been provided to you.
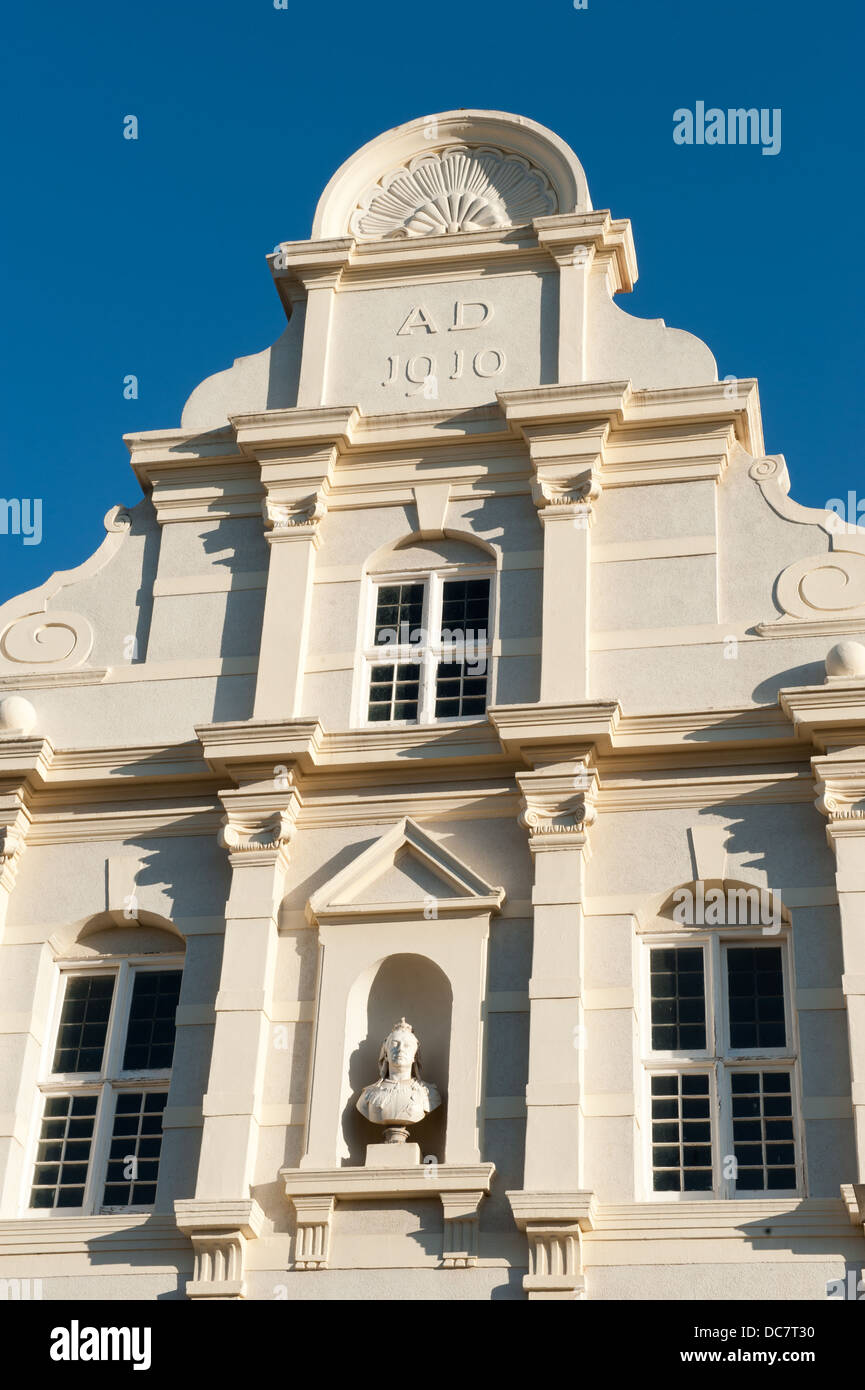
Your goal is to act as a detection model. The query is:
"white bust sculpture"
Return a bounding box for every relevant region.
[356,1018,441,1140]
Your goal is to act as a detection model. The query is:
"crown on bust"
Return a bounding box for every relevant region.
[391,1017,413,1033]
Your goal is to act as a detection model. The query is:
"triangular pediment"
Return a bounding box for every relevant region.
[306,818,504,924]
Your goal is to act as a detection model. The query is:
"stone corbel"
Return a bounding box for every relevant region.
[0,793,30,895]
[440,1191,484,1267]
[174,1199,264,1300]
[218,779,301,866]
[517,761,598,851]
[813,759,865,830]
[531,472,601,529]
[262,486,329,547]
[508,1191,597,1300]
[841,1182,865,1230]
[291,1195,335,1270]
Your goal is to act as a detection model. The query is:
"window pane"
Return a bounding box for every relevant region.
[440,579,490,642]
[122,972,182,1071]
[434,661,488,719]
[30,1095,97,1208]
[373,583,424,645]
[731,1071,795,1192]
[51,975,115,1074]
[650,948,706,1051]
[650,1073,713,1192]
[102,1091,166,1207]
[726,947,786,1049]
[367,662,420,723]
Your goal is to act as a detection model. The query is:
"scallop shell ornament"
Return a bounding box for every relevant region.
[350,145,558,240]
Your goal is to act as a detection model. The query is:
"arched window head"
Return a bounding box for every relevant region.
[359,537,495,726]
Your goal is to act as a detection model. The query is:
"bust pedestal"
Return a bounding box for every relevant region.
[365,1141,421,1167]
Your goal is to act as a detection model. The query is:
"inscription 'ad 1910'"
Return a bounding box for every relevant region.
[383,300,505,398]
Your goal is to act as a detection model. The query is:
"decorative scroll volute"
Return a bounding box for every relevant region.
[218,776,301,863]
[517,762,598,849]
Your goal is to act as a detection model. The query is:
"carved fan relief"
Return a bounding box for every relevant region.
[350,145,558,240]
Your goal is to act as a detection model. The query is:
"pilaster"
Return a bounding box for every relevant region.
[232,406,357,719]
[782,680,865,1191]
[516,759,597,1194]
[498,390,608,704]
[812,762,865,1182]
[193,774,301,1201]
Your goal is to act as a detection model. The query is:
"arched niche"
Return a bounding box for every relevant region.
[52,909,186,960]
[341,953,452,1166]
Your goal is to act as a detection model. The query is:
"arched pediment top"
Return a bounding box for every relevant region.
[312,110,592,241]
[306,817,505,925]
[651,878,790,930]
[52,910,186,959]
[365,532,497,575]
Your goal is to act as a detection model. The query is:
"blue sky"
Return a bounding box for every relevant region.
[1,0,862,603]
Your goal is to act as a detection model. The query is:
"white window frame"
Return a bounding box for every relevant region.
[640,930,803,1201]
[23,956,183,1217]
[357,563,495,728]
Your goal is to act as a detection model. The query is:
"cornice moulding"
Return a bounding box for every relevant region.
[0,737,55,783]
[489,702,620,762]
[507,1190,598,1231]
[281,1162,495,1200]
[27,807,223,846]
[0,669,108,692]
[587,1197,851,1238]
[0,1214,190,1253]
[174,1198,265,1240]
[780,684,865,745]
[757,617,865,640]
[195,718,324,777]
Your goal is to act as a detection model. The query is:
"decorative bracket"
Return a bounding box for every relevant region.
[441,1191,484,1267]
[0,793,30,896]
[218,781,301,864]
[517,762,598,851]
[292,1195,335,1270]
[263,488,329,547]
[812,757,865,839]
[841,1182,865,1228]
[508,1190,597,1300]
[174,1198,264,1300]
[531,472,601,528]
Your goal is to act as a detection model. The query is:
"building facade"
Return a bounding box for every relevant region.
[1,109,864,1301]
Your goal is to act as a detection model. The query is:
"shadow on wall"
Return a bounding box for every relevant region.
[127,498,160,666]
[736,1202,862,1296]
[265,319,304,411]
[752,660,827,705]
[341,953,452,1168]
[83,1219,193,1299]
[201,508,267,724]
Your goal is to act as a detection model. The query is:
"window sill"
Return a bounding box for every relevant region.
[0,1212,189,1254]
